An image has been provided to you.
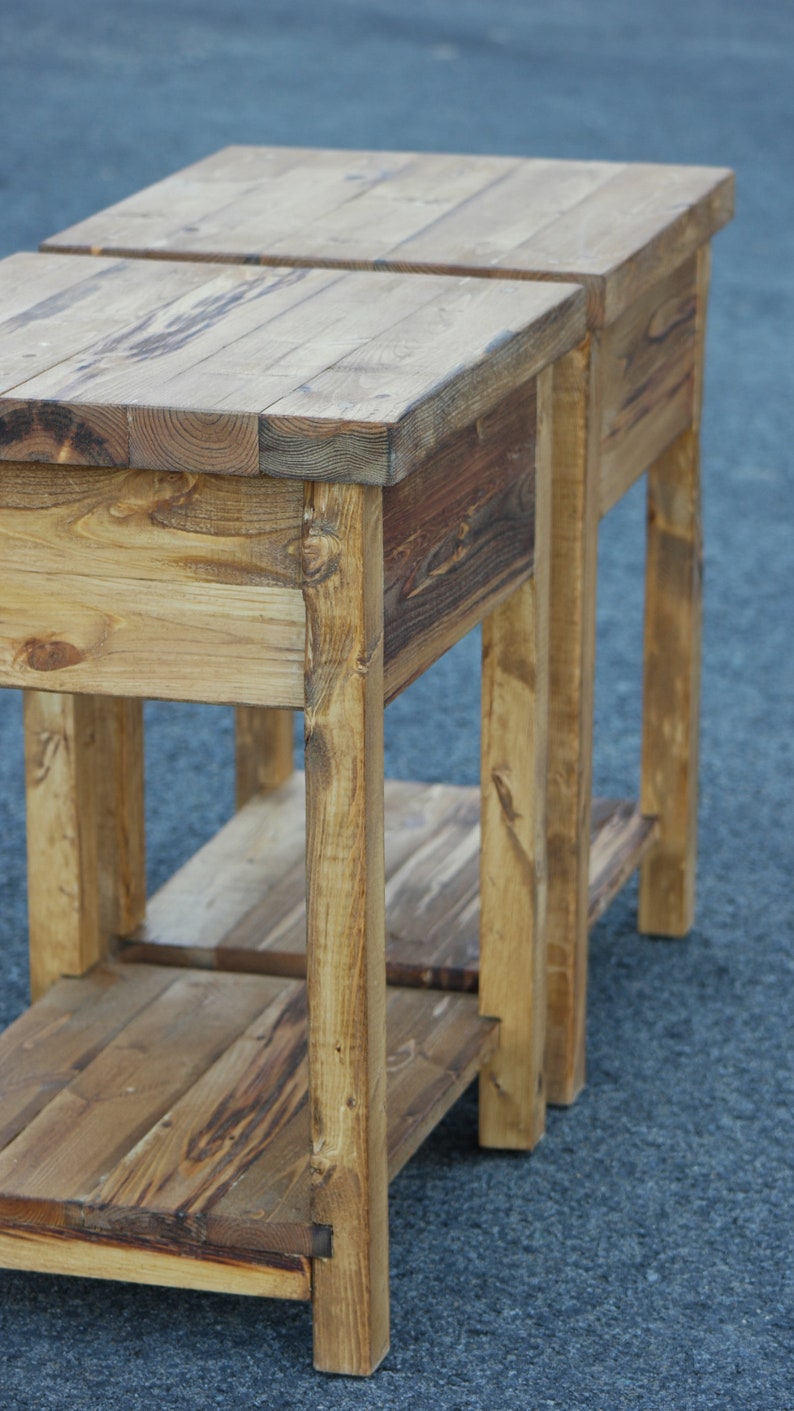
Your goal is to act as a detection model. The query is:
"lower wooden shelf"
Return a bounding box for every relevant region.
[0,962,496,1297]
[122,775,659,990]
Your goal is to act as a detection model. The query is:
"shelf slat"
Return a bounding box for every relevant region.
[0,964,496,1283]
[123,777,658,992]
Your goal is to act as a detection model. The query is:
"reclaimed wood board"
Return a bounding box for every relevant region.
[0,252,584,486]
[121,777,659,995]
[0,965,496,1277]
[41,146,734,326]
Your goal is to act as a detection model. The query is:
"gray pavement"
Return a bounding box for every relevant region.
[0,1,791,1406]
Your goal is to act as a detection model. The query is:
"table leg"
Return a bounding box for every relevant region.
[479,364,552,1150]
[543,337,600,1106]
[24,691,145,1000]
[235,707,294,808]
[302,482,389,1376]
[638,247,709,937]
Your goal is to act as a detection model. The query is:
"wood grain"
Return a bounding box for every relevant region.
[0,251,584,487]
[0,568,305,706]
[544,338,600,1106]
[478,364,551,1151]
[41,146,735,325]
[598,257,698,515]
[301,481,390,1375]
[95,697,146,936]
[23,691,103,1000]
[235,707,294,808]
[382,379,536,701]
[637,245,709,937]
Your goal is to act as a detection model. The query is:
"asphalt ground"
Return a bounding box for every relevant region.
[0,1,791,1406]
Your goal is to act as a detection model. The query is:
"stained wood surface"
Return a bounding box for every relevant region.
[0,252,583,486]
[383,379,537,701]
[42,145,734,325]
[544,338,600,1106]
[0,459,305,705]
[235,707,294,807]
[301,481,389,1374]
[598,256,698,515]
[24,691,103,999]
[121,777,657,998]
[0,964,495,1280]
[638,243,708,937]
[478,363,551,1151]
[94,697,146,937]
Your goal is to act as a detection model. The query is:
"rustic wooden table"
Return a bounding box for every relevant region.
[42,146,735,1105]
[0,251,585,1373]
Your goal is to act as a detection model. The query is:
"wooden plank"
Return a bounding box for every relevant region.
[0,463,304,590]
[95,697,146,936]
[638,244,708,937]
[0,569,305,706]
[260,280,586,486]
[0,969,295,1216]
[235,707,294,808]
[0,964,178,1151]
[478,365,551,1151]
[382,379,536,700]
[23,691,103,1000]
[598,257,698,515]
[543,337,601,1107]
[0,252,585,488]
[588,801,659,928]
[40,148,735,326]
[0,1227,311,1300]
[302,481,389,1375]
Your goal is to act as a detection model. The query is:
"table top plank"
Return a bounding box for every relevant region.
[0,252,585,483]
[42,146,735,326]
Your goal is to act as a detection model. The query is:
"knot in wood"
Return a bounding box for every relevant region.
[302,523,341,584]
[21,637,84,672]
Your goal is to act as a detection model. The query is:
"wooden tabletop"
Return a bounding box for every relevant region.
[41,146,735,326]
[0,252,584,484]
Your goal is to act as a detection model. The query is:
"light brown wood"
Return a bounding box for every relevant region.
[301,481,390,1375]
[122,778,658,992]
[235,707,294,808]
[0,568,305,706]
[544,338,601,1106]
[24,691,103,1000]
[478,363,551,1150]
[638,246,708,937]
[41,146,735,326]
[0,1227,312,1301]
[0,462,304,589]
[382,379,537,700]
[0,252,584,487]
[598,257,698,515]
[0,962,494,1292]
[95,697,146,935]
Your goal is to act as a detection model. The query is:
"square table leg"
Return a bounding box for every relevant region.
[235,707,294,808]
[24,691,145,1001]
[479,364,552,1150]
[638,246,709,937]
[302,482,390,1376]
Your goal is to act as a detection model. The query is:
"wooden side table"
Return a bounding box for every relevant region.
[41,147,734,1103]
[0,251,585,1373]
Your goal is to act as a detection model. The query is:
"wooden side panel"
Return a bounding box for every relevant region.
[95,697,146,935]
[0,570,305,706]
[638,246,708,936]
[0,1227,311,1300]
[235,707,294,808]
[383,380,536,701]
[544,338,600,1107]
[598,256,697,516]
[478,365,551,1151]
[302,482,390,1375]
[24,691,103,1000]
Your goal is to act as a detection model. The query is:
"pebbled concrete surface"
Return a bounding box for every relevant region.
[0,1,792,1406]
